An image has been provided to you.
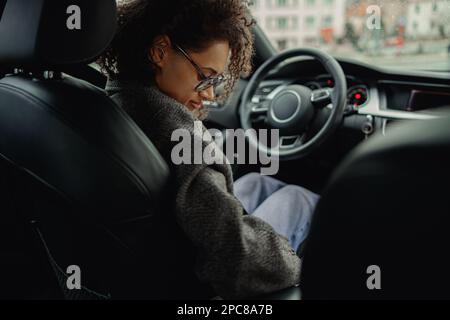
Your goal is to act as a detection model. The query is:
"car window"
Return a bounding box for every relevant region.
[249,0,450,72]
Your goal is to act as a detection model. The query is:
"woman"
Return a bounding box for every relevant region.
[99,0,318,299]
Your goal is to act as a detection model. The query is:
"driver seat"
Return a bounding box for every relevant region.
[0,0,185,299]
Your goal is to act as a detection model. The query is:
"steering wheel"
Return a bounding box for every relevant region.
[240,48,347,161]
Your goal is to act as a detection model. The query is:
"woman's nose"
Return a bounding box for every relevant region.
[199,86,215,101]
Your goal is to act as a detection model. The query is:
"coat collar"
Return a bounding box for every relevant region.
[105,76,197,124]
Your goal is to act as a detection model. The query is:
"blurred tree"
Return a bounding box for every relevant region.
[344,22,360,49]
[436,5,450,39]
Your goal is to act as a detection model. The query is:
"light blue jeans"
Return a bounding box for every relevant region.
[234,173,319,252]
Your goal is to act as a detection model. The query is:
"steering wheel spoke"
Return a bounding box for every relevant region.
[279,134,305,149]
[311,88,333,108]
[309,104,332,136]
[250,101,270,115]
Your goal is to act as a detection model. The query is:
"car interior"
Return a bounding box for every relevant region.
[1,0,450,300]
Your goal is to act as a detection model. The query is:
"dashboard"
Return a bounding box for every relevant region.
[247,57,450,135]
[207,57,450,138]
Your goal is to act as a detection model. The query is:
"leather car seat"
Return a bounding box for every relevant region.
[301,115,450,299]
[0,0,177,299]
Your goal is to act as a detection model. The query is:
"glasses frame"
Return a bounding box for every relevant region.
[173,43,226,92]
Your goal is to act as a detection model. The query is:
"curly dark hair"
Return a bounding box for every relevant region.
[98,0,256,99]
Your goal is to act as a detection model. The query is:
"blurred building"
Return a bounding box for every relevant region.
[406,0,450,39]
[250,0,346,50]
[343,0,410,54]
[345,0,408,36]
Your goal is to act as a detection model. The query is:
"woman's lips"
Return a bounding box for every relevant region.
[189,101,203,110]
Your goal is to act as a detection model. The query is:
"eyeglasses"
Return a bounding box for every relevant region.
[173,43,227,92]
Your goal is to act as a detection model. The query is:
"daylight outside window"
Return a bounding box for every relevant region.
[249,0,450,71]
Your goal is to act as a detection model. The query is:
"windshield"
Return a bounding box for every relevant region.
[249,0,450,72]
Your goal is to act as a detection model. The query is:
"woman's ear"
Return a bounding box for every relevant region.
[148,35,172,68]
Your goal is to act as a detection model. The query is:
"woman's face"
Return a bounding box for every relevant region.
[149,36,230,119]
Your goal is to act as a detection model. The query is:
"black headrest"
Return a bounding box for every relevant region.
[0,0,116,68]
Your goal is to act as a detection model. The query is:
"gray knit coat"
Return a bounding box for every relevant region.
[105,78,301,299]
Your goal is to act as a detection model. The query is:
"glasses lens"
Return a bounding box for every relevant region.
[195,75,226,92]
